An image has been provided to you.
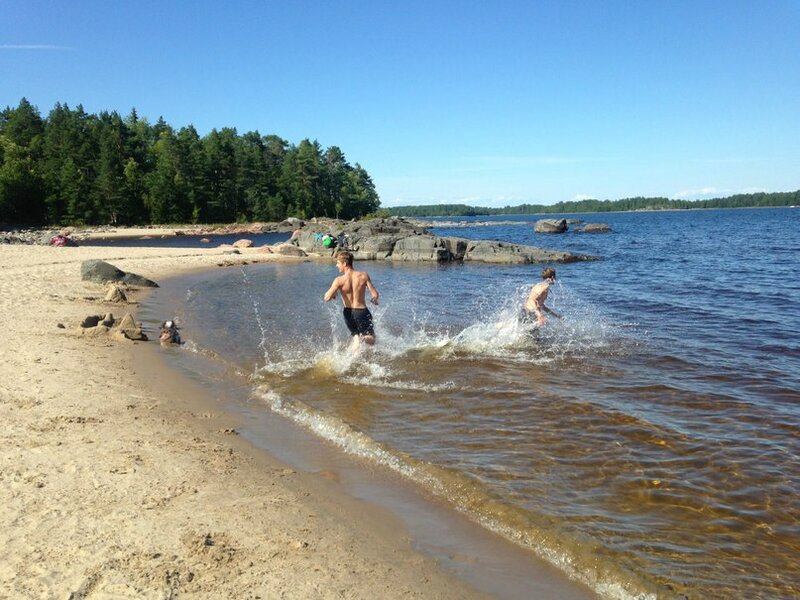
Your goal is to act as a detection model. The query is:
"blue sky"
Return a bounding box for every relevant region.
[2,1,799,207]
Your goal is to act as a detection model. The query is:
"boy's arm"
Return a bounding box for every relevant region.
[544,305,561,318]
[366,276,379,305]
[324,278,341,302]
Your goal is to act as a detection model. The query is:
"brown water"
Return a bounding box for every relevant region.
[140,209,800,599]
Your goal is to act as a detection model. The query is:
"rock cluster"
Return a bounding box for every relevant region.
[534,219,611,234]
[78,311,148,341]
[294,218,597,264]
[0,228,76,245]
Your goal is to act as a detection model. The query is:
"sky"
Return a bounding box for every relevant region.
[2,1,799,208]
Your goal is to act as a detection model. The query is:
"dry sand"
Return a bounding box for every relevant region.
[0,237,489,599]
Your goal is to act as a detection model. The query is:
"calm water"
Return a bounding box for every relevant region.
[142,208,799,599]
[80,231,291,248]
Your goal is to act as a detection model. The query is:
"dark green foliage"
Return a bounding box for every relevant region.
[0,98,380,226]
[391,191,800,217]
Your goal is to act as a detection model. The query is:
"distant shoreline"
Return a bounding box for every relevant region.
[388,190,799,218]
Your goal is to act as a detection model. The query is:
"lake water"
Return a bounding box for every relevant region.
[139,208,799,599]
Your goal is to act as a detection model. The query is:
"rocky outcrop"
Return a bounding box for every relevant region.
[534,219,568,234]
[463,240,580,264]
[81,260,159,287]
[293,218,597,264]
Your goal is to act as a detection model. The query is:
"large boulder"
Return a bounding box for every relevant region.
[534,219,568,234]
[389,236,450,262]
[81,260,158,287]
[121,272,159,287]
[81,260,125,283]
[273,244,307,257]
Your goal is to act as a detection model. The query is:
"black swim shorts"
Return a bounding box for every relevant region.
[343,307,375,337]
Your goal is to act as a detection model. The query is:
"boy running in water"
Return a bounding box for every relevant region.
[523,267,561,326]
[324,251,380,346]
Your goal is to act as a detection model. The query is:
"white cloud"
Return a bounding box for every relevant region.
[573,193,595,201]
[671,187,729,200]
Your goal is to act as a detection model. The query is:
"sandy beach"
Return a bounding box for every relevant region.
[0,235,489,599]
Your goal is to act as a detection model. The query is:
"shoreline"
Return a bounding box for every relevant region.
[1,239,593,598]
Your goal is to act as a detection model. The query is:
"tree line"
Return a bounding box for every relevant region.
[390,191,800,217]
[0,98,381,226]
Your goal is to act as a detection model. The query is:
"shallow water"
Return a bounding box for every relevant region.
[142,208,799,599]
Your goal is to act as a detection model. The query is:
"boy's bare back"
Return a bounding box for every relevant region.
[336,270,371,308]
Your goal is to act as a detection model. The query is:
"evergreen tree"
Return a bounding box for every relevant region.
[0,99,46,223]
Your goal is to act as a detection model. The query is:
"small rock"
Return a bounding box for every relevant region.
[80,315,101,328]
[104,284,128,303]
[117,313,136,331]
[82,325,110,337]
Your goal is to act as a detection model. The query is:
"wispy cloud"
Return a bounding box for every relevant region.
[672,187,729,200]
[0,44,74,51]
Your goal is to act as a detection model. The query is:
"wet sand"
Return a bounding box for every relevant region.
[0,233,593,598]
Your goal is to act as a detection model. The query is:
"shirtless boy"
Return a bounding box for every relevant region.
[523,267,561,326]
[324,251,380,345]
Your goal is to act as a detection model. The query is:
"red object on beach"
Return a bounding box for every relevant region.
[49,234,77,247]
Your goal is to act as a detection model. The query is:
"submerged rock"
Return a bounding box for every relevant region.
[580,223,611,233]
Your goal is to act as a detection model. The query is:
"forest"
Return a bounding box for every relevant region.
[0,98,381,226]
[389,191,800,217]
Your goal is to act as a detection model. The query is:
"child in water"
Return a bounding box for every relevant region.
[159,320,182,345]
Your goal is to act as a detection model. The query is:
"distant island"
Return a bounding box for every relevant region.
[388,191,800,217]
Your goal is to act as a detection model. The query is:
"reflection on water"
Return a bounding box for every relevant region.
[144,208,800,600]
